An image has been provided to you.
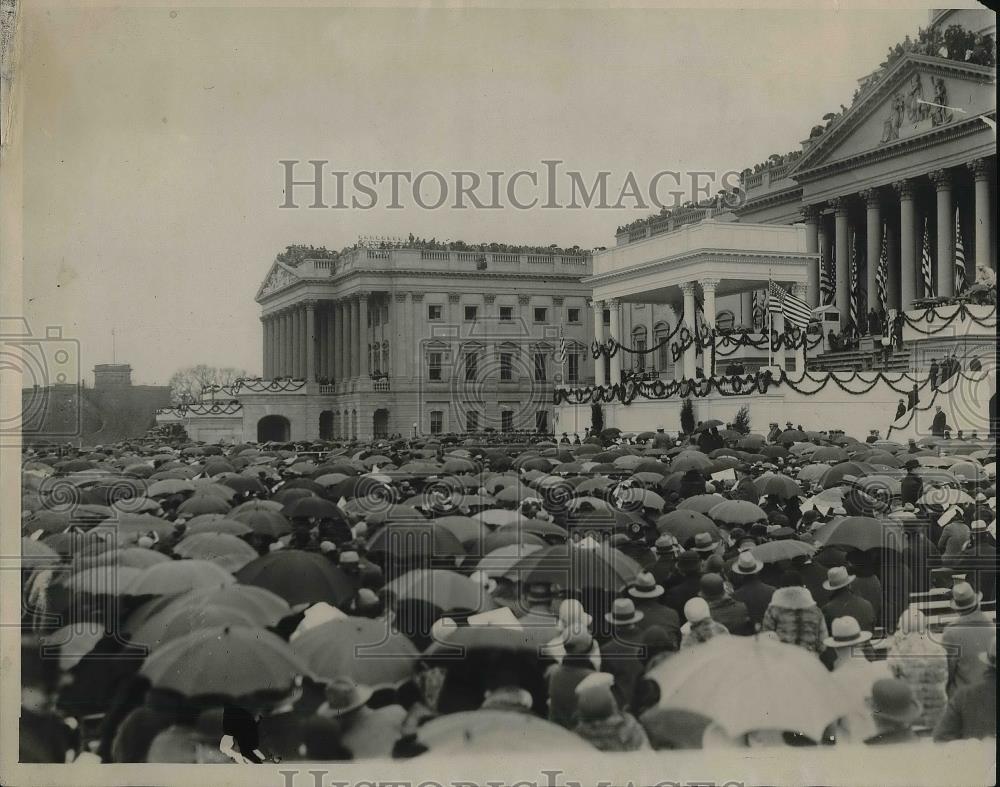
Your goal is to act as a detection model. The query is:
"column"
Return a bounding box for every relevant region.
[646,304,656,374]
[260,317,269,378]
[394,293,409,379]
[930,169,954,298]
[801,205,821,308]
[832,197,851,328]
[591,299,606,385]
[358,292,370,378]
[317,308,327,380]
[701,279,718,378]
[969,158,993,273]
[345,296,356,380]
[283,310,293,377]
[409,293,423,382]
[862,189,881,316]
[326,303,336,382]
[335,300,345,383]
[679,283,697,380]
[886,217,900,311]
[895,179,917,310]
[740,292,754,329]
[817,217,828,309]
[305,301,316,382]
[772,309,786,371]
[608,299,622,384]
[791,284,808,373]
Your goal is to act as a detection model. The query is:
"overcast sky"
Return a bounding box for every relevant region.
[21,4,933,385]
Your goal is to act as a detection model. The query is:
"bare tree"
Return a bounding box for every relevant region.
[168,365,249,404]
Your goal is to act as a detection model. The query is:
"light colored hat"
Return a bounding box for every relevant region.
[692,532,719,553]
[731,552,763,575]
[950,581,982,612]
[683,597,711,624]
[322,677,373,716]
[604,598,644,626]
[628,572,664,599]
[822,566,856,591]
[824,616,872,648]
[339,550,360,565]
[970,519,989,533]
[557,598,592,630]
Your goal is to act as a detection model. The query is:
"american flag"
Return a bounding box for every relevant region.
[820,240,835,306]
[768,280,811,328]
[849,234,859,330]
[875,224,888,311]
[921,217,934,297]
[954,208,967,293]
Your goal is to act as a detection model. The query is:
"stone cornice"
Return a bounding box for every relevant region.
[585,249,814,287]
[733,185,803,215]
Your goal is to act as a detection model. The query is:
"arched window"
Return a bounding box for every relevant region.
[382,341,391,375]
[654,321,672,372]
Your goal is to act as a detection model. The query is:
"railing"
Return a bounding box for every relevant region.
[373,379,390,392]
[494,253,519,263]
[420,250,450,261]
[313,259,336,270]
[628,227,648,242]
[366,249,390,259]
[743,172,764,189]
[456,251,481,261]
[318,384,337,395]
[559,255,588,265]
[648,215,672,236]
[526,254,554,264]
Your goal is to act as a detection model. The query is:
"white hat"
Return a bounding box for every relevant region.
[684,597,711,624]
[823,616,872,648]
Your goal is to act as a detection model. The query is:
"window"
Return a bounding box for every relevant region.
[428,304,442,320]
[567,353,580,383]
[465,352,478,382]
[499,306,513,321]
[603,309,610,325]
[501,410,514,432]
[534,352,546,382]
[466,410,478,432]
[635,339,646,371]
[428,352,443,381]
[500,353,513,381]
[656,325,671,371]
[535,411,548,432]
[568,308,580,323]
[533,307,547,323]
[372,308,380,327]
[464,305,478,321]
[429,410,443,434]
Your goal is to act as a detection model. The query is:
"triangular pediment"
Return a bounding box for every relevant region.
[790,54,996,176]
[255,260,301,301]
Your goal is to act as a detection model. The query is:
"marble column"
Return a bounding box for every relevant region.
[283,310,293,377]
[740,292,754,329]
[325,303,336,381]
[862,189,881,315]
[930,169,954,298]
[832,197,850,328]
[344,297,355,380]
[358,292,370,378]
[969,158,993,273]
[260,317,269,378]
[335,300,345,383]
[792,284,808,373]
[680,283,697,380]
[305,301,316,382]
[886,218,900,312]
[701,279,718,378]
[608,299,622,385]
[801,205,821,308]
[895,179,917,310]
[394,293,409,379]
[409,293,423,381]
[591,299,606,385]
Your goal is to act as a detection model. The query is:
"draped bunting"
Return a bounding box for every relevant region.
[893,301,996,336]
[592,326,824,364]
[226,377,307,394]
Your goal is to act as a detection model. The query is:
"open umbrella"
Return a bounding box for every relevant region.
[708,499,767,527]
[230,509,291,537]
[656,509,719,542]
[810,446,850,463]
[751,539,816,564]
[414,711,593,753]
[670,451,713,473]
[504,540,641,591]
[140,625,309,699]
[129,603,258,651]
[677,494,726,514]
[124,559,235,596]
[283,496,339,520]
[475,543,543,578]
[290,617,419,688]
[754,474,802,499]
[174,533,259,573]
[917,488,974,507]
[384,569,490,612]
[177,494,231,517]
[236,550,354,607]
[813,516,905,552]
[647,635,850,740]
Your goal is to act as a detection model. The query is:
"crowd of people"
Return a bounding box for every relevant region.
[19,420,997,763]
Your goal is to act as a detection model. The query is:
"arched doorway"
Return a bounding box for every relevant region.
[351,409,358,439]
[373,408,390,439]
[319,410,334,440]
[257,414,290,443]
[333,412,342,439]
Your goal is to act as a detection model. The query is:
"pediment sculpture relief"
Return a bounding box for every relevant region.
[881,73,954,145]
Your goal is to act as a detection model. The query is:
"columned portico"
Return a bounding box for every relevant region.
[304,300,316,383]
[701,279,719,378]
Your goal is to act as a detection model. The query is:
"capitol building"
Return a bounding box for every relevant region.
[158,7,996,444]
